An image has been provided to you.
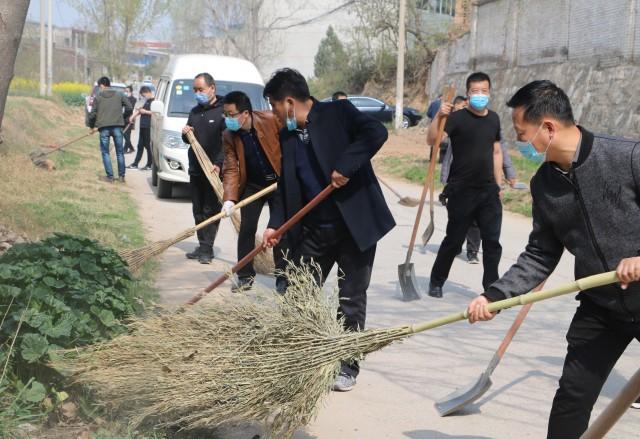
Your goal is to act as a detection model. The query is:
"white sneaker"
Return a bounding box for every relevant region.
[332,372,356,392]
[631,400,640,409]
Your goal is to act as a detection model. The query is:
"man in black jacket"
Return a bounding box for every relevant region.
[181,73,225,264]
[467,80,640,438]
[123,85,137,154]
[262,68,395,392]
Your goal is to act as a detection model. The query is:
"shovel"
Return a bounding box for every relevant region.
[398,86,455,302]
[435,281,546,416]
[378,176,420,207]
[421,86,455,246]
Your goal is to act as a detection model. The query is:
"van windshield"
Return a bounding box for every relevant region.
[167,79,267,116]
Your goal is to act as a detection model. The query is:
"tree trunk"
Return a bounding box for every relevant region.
[0,0,30,148]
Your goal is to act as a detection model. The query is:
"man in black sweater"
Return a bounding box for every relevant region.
[262,68,395,392]
[468,80,640,438]
[181,73,225,264]
[427,72,504,298]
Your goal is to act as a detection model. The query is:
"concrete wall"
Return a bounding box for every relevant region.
[429,0,640,139]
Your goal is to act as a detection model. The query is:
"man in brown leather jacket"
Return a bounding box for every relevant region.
[221,91,286,293]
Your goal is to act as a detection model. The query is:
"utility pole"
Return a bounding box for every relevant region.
[39,0,46,96]
[74,30,78,81]
[46,0,53,96]
[394,0,406,130]
[83,27,88,83]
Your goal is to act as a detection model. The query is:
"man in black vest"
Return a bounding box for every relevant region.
[262,68,395,392]
[181,73,225,264]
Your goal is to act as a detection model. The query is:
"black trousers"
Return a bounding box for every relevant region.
[466,222,481,256]
[132,127,152,167]
[547,300,640,439]
[123,126,134,151]
[189,174,220,250]
[430,184,502,290]
[237,182,287,280]
[298,221,376,377]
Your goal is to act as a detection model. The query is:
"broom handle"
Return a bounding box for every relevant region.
[378,177,403,199]
[191,183,277,232]
[404,86,455,265]
[580,366,640,439]
[409,271,619,334]
[186,184,336,305]
[45,131,95,155]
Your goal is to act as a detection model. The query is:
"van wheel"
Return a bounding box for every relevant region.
[157,178,172,199]
[151,162,158,186]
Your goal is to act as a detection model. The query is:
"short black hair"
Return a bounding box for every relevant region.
[453,95,467,105]
[139,86,152,95]
[224,91,252,113]
[97,76,111,87]
[332,91,347,101]
[507,80,575,125]
[466,72,491,91]
[263,68,310,102]
[195,72,215,87]
[126,85,133,92]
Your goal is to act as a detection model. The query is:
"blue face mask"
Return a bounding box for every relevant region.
[469,94,489,111]
[516,124,548,164]
[516,141,544,164]
[225,116,241,132]
[285,104,297,131]
[195,92,209,106]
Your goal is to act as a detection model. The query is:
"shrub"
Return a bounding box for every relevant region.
[0,233,139,384]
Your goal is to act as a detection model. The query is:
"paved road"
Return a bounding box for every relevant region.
[124,169,640,439]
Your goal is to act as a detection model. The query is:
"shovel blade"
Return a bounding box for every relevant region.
[398,197,420,208]
[29,150,46,162]
[421,221,435,246]
[434,373,493,417]
[398,263,421,301]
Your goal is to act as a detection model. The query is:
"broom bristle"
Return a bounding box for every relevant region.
[56,263,411,437]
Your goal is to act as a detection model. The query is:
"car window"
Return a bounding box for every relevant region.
[349,97,366,107]
[361,97,383,107]
[167,79,268,116]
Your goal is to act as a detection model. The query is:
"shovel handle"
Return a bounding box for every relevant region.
[580,366,640,439]
[378,176,403,199]
[404,86,456,265]
[494,281,545,360]
[186,184,335,305]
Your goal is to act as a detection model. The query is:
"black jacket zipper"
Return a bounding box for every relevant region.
[565,169,636,321]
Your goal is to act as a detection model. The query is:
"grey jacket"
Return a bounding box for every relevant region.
[484,128,640,321]
[88,88,132,129]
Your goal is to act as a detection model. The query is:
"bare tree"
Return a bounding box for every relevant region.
[0,0,30,148]
[67,0,169,80]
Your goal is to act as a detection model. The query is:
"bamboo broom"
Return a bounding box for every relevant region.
[118,183,277,271]
[59,271,619,438]
[185,131,275,275]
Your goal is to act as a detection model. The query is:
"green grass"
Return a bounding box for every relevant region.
[375,150,537,217]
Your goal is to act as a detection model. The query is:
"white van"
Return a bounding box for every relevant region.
[149,54,268,198]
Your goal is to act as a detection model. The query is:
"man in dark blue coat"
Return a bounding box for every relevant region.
[262,68,395,391]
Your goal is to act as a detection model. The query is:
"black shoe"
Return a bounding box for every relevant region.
[118,176,125,183]
[198,247,213,264]
[100,176,114,183]
[232,277,253,293]
[186,246,201,260]
[467,253,480,264]
[428,283,443,298]
[126,164,139,169]
[275,277,287,295]
[141,165,152,171]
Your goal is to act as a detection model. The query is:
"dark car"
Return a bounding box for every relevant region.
[345,96,422,128]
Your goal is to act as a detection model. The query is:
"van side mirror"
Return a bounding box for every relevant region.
[150,100,164,114]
